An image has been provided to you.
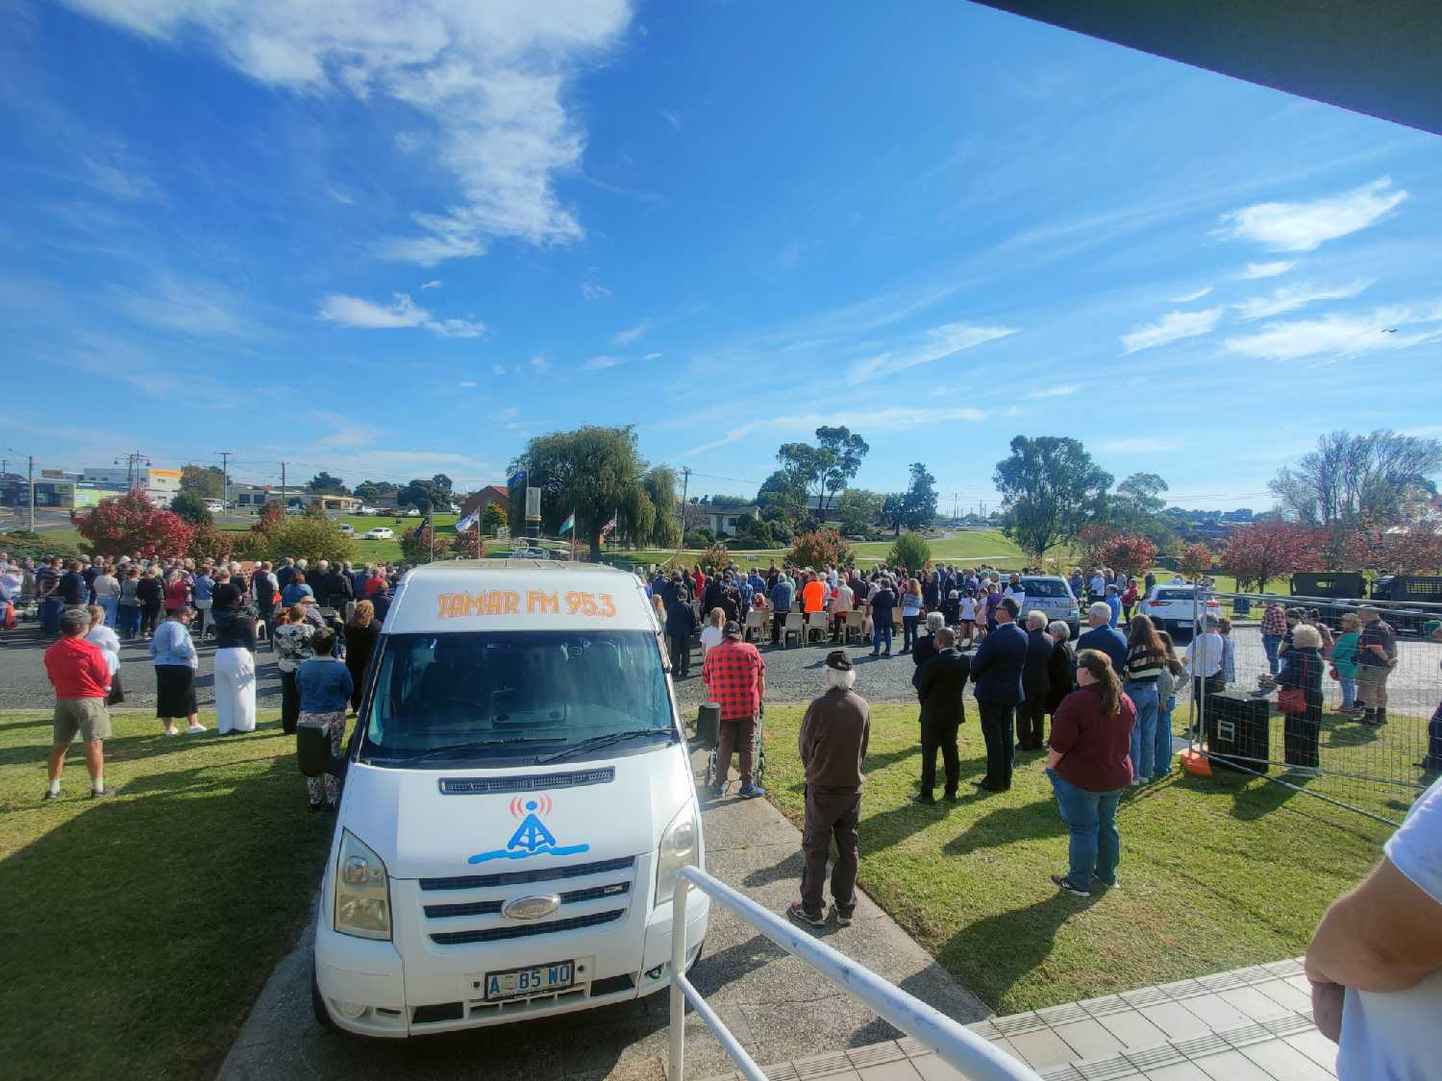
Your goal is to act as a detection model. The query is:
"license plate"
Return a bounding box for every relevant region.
[482,960,575,1001]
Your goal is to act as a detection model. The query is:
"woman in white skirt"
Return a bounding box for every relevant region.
[210,583,258,734]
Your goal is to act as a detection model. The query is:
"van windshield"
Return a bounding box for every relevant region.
[359,630,675,766]
[1020,579,1072,598]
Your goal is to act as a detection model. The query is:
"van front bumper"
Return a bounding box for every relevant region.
[314,888,709,1037]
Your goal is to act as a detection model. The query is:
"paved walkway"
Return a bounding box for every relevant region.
[217,747,986,1081]
[700,958,1333,1081]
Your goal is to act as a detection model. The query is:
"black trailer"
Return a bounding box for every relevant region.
[1290,572,1366,629]
[1370,576,1442,636]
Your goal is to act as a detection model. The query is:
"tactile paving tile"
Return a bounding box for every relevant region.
[1036,1002,1094,1026]
[847,1042,906,1070]
[762,1064,803,1081]
[1170,1032,1235,1060]
[1196,969,1255,993]
[1262,1013,1315,1038]
[1218,1021,1279,1049]
[1076,994,1134,1019]
[1038,1065,1088,1081]
[991,1011,1049,1037]
[1156,979,1209,1000]
[795,1051,857,1079]
[1121,1043,1189,1072]
[1118,986,1173,1009]
[1073,1055,1148,1081]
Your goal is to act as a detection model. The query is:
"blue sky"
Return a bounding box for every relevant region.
[3,0,1440,510]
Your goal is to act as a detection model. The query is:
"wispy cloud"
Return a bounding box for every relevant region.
[585,355,623,369]
[317,292,484,338]
[311,410,379,448]
[1100,436,1184,454]
[580,280,611,301]
[1121,307,1223,354]
[458,379,478,388]
[67,1,632,266]
[109,274,245,337]
[1170,286,1213,303]
[642,351,662,361]
[611,319,651,345]
[1218,177,1408,252]
[81,153,162,202]
[846,321,1016,385]
[421,280,442,290]
[326,185,355,205]
[1239,261,1295,280]
[1234,280,1372,322]
[1026,384,1079,400]
[685,406,988,456]
[529,354,550,373]
[1223,301,1442,362]
[659,109,681,131]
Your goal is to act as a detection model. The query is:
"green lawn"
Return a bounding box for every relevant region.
[0,710,335,1081]
[620,530,1050,571]
[760,703,1391,1013]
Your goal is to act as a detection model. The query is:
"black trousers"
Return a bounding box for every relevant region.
[669,632,690,676]
[281,669,300,734]
[920,717,961,795]
[772,612,787,644]
[1017,693,1047,750]
[1283,700,1322,768]
[800,785,861,917]
[978,701,1016,790]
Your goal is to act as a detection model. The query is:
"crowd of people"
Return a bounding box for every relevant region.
[24,549,401,810]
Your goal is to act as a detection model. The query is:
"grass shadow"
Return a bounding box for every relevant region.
[941,799,1058,857]
[935,893,1096,1007]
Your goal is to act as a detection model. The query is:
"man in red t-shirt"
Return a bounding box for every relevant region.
[702,621,766,798]
[43,607,115,799]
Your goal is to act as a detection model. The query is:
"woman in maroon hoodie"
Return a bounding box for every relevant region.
[1045,649,1136,898]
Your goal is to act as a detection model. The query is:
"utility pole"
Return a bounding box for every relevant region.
[27,455,35,532]
[676,467,691,561]
[279,461,287,510]
[217,451,233,507]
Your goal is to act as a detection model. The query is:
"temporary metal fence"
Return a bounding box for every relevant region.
[668,866,1042,1081]
[1176,587,1441,826]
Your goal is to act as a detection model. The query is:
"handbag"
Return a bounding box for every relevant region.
[1278,687,1308,715]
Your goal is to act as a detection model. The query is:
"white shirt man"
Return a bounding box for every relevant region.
[1186,621,1226,679]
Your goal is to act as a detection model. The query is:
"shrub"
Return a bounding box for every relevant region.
[698,542,730,574]
[1098,534,1158,579]
[887,532,931,572]
[169,490,213,526]
[788,528,854,570]
[262,516,356,564]
[0,530,83,561]
[451,529,485,558]
[73,490,194,559]
[683,528,714,548]
[186,521,235,562]
[400,525,439,563]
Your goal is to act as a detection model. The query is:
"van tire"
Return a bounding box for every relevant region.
[311,957,336,1030]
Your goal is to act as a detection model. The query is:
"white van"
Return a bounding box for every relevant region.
[312,560,708,1036]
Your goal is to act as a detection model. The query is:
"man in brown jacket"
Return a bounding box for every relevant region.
[788,650,870,929]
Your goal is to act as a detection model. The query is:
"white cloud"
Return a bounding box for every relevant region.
[317,292,484,337]
[1240,261,1295,280]
[659,109,681,131]
[311,410,379,448]
[685,405,987,456]
[1234,280,1371,321]
[1218,177,1408,252]
[394,130,425,153]
[529,354,550,372]
[421,279,442,289]
[1026,384,1079,400]
[64,0,632,265]
[585,354,622,369]
[846,322,1016,385]
[1100,436,1184,454]
[1121,307,1223,354]
[81,154,162,202]
[642,351,662,361]
[1170,286,1213,303]
[326,185,355,205]
[611,319,650,345]
[580,280,611,300]
[458,379,478,388]
[501,407,519,418]
[1223,302,1442,362]
[492,362,509,375]
[109,274,245,336]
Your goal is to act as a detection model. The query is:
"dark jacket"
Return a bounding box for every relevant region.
[798,687,871,788]
[971,621,1027,705]
[1077,624,1129,676]
[666,596,696,639]
[1045,641,1076,713]
[912,632,941,669]
[1023,627,1053,698]
[213,607,257,651]
[914,647,970,726]
[1278,645,1324,705]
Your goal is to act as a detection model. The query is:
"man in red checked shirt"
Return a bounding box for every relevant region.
[703,620,766,799]
[43,607,116,800]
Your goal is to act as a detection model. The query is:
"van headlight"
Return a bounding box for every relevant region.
[334,830,392,940]
[654,803,700,905]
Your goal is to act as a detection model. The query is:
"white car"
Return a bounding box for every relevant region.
[204,499,226,514]
[363,527,394,540]
[338,523,356,536]
[311,561,705,1037]
[404,507,422,517]
[1139,583,1221,634]
[356,506,377,516]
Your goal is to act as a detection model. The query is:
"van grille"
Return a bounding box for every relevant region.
[419,855,634,892]
[424,881,630,919]
[431,909,625,945]
[437,768,615,795]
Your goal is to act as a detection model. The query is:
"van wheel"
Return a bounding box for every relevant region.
[311,958,336,1030]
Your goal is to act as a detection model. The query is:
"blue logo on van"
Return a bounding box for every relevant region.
[467,796,591,864]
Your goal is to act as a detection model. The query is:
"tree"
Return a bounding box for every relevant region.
[1076,523,1119,569]
[481,502,507,532]
[642,466,681,548]
[510,426,647,560]
[1271,430,1442,527]
[180,464,225,500]
[398,478,438,513]
[1098,534,1158,579]
[1219,521,1319,591]
[734,514,774,547]
[1378,525,1442,574]
[881,492,907,536]
[253,501,285,537]
[307,471,349,495]
[994,436,1113,559]
[788,528,854,570]
[170,491,213,525]
[187,520,235,562]
[451,528,485,558]
[901,462,939,530]
[698,541,730,574]
[815,426,870,512]
[74,490,194,559]
[888,532,932,571]
[756,469,808,523]
[1110,472,1174,544]
[616,484,656,549]
[837,488,884,536]
[1179,542,1214,578]
[353,480,397,505]
[431,473,454,497]
[262,517,356,564]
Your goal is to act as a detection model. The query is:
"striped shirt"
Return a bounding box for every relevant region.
[1124,642,1165,682]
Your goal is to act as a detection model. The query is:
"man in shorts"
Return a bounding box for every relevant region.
[43,607,116,799]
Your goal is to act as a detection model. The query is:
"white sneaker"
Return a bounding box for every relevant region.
[163,728,178,737]
[187,723,207,734]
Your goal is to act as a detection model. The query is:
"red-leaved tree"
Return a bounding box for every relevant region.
[74,490,194,559]
[1098,534,1157,579]
[1377,525,1442,574]
[252,502,285,537]
[1220,521,1319,591]
[1076,523,1118,569]
[1179,542,1214,578]
[451,528,485,559]
[187,520,235,563]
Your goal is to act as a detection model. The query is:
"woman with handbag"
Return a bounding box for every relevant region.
[1277,623,1324,774]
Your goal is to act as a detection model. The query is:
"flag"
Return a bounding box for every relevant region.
[559,512,575,535]
[600,515,617,538]
[455,509,479,533]
[508,469,526,489]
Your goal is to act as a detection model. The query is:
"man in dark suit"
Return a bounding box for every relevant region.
[912,627,970,804]
[1018,610,1053,751]
[970,596,1027,792]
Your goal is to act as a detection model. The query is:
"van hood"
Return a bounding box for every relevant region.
[337,742,695,880]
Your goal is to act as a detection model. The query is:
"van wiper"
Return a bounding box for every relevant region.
[536,728,676,764]
[402,737,560,762]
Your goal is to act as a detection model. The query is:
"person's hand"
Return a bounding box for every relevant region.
[1311,979,1344,1043]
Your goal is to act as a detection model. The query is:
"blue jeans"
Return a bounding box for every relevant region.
[117,604,141,639]
[98,596,118,629]
[1125,681,1159,782]
[872,619,892,654]
[1048,769,1121,889]
[1155,697,1176,779]
[1262,633,1283,676]
[1339,675,1357,711]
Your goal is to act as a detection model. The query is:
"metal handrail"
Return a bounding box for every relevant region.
[668,866,1043,1081]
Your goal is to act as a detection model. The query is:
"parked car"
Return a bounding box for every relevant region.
[337,523,355,535]
[1009,575,1082,639]
[1138,583,1220,635]
[204,499,226,514]
[404,507,422,517]
[508,546,552,559]
[363,527,394,540]
[355,505,377,516]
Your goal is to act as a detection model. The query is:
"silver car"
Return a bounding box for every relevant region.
[1010,575,1082,639]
